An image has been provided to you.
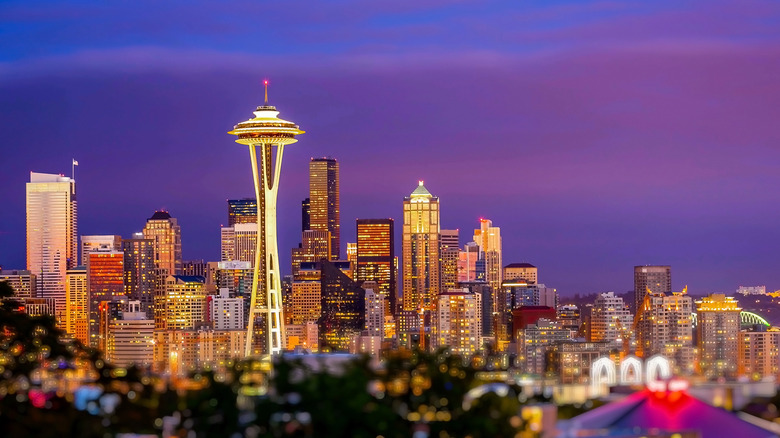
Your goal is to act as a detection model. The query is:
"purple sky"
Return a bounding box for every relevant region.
[2,1,780,296]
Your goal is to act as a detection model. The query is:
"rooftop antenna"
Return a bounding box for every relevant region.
[264,79,269,104]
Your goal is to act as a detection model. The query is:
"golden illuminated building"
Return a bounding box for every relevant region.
[290,268,322,325]
[154,275,207,331]
[503,263,538,284]
[696,293,741,378]
[86,249,124,348]
[432,290,482,356]
[154,328,245,373]
[26,172,77,321]
[738,328,780,380]
[65,266,88,344]
[356,219,395,313]
[309,158,340,260]
[635,290,694,374]
[81,235,122,265]
[291,229,331,277]
[402,181,440,314]
[590,292,632,344]
[142,211,182,277]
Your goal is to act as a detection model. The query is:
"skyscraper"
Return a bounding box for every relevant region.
[634,265,671,312]
[356,219,396,314]
[301,198,311,232]
[65,266,87,344]
[473,219,502,293]
[590,292,632,344]
[142,211,182,277]
[86,249,124,348]
[26,171,77,320]
[81,235,122,265]
[696,294,741,379]
[402,181,440,313]
[318,260,365,351]
[432,290,482,357]
[229,86,305,357]
[635,290,694,374]
[227,198,258,226]
[122,234,155,317]
[309,158,340,260]
[439,229,460,292]
[291,229,331,277]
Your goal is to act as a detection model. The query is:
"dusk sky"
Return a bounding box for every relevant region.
[2,1,780,296]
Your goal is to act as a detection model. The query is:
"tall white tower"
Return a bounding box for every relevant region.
[26,171,77,321]
[229,82,304,357]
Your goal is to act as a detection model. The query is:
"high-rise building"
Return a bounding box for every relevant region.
[291,229,331,277]
[290,266,322,325]
[64,266,87,344]
[432,289,482,357]
[220,223,258,265]
[504,279,558,309]
[26,172,77,320]
[517,319,573,375]
[402,181,440,313]
[557,304,582,332]
[503,263,538,284]
[473,219,502,292]
[80,235,122,265]
[318,260,364,351]
[440,229,460,292]
[309,158,340,260]
[590,292,633,345]
[363,281,385,339]
[227,198,258,226]
[635,290,694,374]
[86,249,124,348]
[356,219,396,314]
[142,211,182,277]
[301,198,310,232]
[154,275,207,331]
[634,265,671,313]
[696,294,741,379]
[0,269,37,299]
[122,235,155,317]
[106,300,154,368]
[229,91,305,357]
[739,326,780,380]
[209,289,245,330]
[458,242,484,283]
[346,242,357,266]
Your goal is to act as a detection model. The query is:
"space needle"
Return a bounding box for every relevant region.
[229,81,304,357]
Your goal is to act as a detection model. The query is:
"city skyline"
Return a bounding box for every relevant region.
[3,1,780,295]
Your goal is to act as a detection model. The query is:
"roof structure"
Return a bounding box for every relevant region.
[410,180,432,197]
[505,262,536,269]
[565,388,777,438]
[149,210,172,220]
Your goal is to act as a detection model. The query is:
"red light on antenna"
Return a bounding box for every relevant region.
[264,80,269,85]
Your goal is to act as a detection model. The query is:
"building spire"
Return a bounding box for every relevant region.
[264,79,269,104]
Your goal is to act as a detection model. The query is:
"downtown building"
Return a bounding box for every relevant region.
[122,234,156,317]
[696,294,741,379]
[432,289,482,357]
[85,248,124,348]
[589,292,633,345]
[355,219,396,314]
[635,290,694,374]
[26,172,78,321]
[309,158,340,260]
[634,265,671,313]
[402,181,440,337]
[142,211,182,277]
[106,300,154,368]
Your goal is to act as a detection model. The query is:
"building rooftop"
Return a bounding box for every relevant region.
[149,210,172,220]
[505,263,536,269]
